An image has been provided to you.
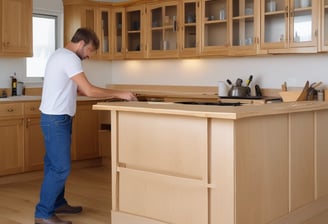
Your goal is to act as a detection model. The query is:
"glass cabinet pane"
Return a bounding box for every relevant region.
[324,0,328,46]
[100,10,110,54]
[150,4,177,51]
[127,10,141,52]
[184,2,197,49]
[232,0,255,46]
[263,0,286,43]
[204,0,228,48]
[292,0,312,43]
[114,11,123,53]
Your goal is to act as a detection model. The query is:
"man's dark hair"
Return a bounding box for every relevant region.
[71,27,100,50]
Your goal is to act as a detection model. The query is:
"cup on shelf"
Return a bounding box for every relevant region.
[266,0,276,12]
[219,9,225,20]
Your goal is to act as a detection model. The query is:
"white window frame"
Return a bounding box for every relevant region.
[24,9,63,83]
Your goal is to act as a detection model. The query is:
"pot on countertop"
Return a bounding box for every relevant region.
[228,86,251,97]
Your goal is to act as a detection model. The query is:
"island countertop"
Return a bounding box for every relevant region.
[93,101,328,119]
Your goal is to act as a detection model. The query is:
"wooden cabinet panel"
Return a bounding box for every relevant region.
[24,116,44,171]
[119,167,208,224]
[0,119,24,176]
[0,0,32,56]
[290,112,315,211]
[315,110,328,199]
[118,112,208,179]
[71,102,100,160]
[235,115,289,224]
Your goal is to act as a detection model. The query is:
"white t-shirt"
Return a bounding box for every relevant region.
[39,48,83,116]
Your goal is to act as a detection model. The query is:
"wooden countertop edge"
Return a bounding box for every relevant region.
[93,101,328,120]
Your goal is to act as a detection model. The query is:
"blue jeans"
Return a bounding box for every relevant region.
[35,113,73,218]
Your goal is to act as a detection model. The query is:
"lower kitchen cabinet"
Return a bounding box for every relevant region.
[71,101,100,160]
[24,101,44,171]
[0,119,24,176]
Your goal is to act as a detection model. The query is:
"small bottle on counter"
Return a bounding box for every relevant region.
[11,73,17,96]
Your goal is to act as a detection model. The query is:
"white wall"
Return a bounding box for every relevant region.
[111,54,328,89]
[0,0,327,91]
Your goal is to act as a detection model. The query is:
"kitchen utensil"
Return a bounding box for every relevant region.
[236,78,243,87]
[246,75,253,86]
[281,82,287,91]
[255,84,262,96]
[226,79,232,85]
[297,80,309,101]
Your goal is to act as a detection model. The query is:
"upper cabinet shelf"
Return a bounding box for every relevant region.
[62,0,327,59]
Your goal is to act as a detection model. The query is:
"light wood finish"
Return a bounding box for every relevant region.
[0,166,110,224]
[0,103,23,117]
[1,166,328,223]
[71,101,100,160]
[24,102,44,171]
[0,0,32,57]
[94,101,328,224]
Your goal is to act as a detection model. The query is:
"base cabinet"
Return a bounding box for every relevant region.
[71,102,100,160]
[108,106,328,224]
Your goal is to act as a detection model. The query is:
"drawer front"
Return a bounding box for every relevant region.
[24,102,40,115]
[0,103,23,116]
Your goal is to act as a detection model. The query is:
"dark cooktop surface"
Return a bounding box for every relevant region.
[175,101,242,106]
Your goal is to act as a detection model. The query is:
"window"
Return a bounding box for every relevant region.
[26,14,57,78]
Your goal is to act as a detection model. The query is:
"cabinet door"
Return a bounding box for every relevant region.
[148,1,179,58]
[229,0,261,56]
[261,0,318,53]
[99,7,112,59]
[125,4,146,59]
[25,116,44,171]
[0,119,24,176]
[0,0,32,56]
[180,0,201,57]
[112,7,126,59]
[320,0,328,51]
[201,0,229,56]
[71,102,99,160]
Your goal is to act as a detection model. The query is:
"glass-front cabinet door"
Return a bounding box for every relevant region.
[230,0,260,55]
[261,0,318,53]
[125,5,146,59]
[320,0,328,51]
[99,8,111,59]
[112,7,125,59]
[201,0,229,55]
[147,1,179,58]
[180,0,201,57]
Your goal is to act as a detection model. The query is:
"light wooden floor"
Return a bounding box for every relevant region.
[0,166,327,224]
[0,166,111,224]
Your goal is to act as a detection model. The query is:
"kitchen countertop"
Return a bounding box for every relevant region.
[0,95,113,102]
[93,101,328,120]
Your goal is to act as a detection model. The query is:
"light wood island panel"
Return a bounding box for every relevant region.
[93,101,328,224]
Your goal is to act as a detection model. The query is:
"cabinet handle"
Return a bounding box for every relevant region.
[30,107,35,111]
[26,118,31,128]
[7,108,14,112]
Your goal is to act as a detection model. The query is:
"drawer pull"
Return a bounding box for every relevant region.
[7,108,14,112]
[30,107,35,111]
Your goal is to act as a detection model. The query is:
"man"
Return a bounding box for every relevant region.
[35,28,137,224]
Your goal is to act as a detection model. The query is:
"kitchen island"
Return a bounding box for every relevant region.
[93,101,328,224]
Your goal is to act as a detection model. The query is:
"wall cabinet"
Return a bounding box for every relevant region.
[63,1,112,59]
[147,1,179,58]
[0,0,32,57]
[320,0,328,51]
[180,0,201,57]
[125,4,147,59]
[261,0,318,53]
[63,0,325,59]
[0,103,24,176]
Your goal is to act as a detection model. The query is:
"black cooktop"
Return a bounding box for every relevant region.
[175,101,242,106]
